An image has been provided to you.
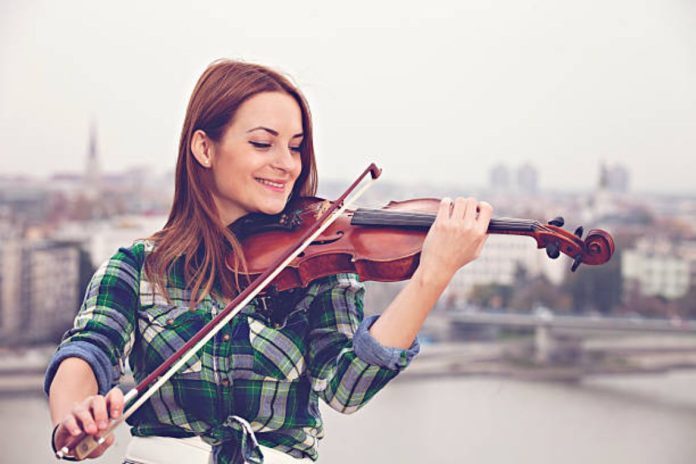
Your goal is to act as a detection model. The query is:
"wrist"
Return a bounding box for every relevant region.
[412,265,453,291]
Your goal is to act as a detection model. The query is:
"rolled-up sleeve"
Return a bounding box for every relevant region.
[306,273,419,414]
[44,243,143,396]
[353,315,420,370]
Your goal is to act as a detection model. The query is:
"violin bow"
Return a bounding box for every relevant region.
[56,163,382,460]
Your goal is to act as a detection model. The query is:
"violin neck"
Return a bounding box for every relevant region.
[351,208,541,235]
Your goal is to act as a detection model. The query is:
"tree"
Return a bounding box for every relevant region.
[562,249,623,314]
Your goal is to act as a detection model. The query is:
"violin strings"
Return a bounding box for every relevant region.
[353,209,539,227]
[352,209,540,232]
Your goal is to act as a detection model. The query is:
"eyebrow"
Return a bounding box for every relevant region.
[247,126,304,139]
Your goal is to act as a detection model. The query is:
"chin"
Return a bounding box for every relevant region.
[257,202,288,216]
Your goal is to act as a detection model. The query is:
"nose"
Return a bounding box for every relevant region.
[272,146,300,173]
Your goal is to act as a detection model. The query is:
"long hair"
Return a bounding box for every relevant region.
[145,59,318,305]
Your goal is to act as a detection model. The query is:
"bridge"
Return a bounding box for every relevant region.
[437,309,696,373]
[446,309,696,334]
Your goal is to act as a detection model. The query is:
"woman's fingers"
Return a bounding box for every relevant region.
[61,413,83,437]
[106,387,125,420]
[436,197,452,223]
[450,197,466,221]
[53,392,123,460]
[477,201,494,230]
[73,400,98,435]
[90,394,109,431]
[462,197,478,225]
[473,201,493,254]
[420,196,494,278]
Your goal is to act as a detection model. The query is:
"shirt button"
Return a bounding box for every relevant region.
[166,318,174,325]
[221,379,230,386]
[222,334,231,341]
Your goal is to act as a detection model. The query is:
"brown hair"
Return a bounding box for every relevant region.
[146,59,318,305]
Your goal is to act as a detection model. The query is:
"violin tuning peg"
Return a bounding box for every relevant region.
[574,226,584,239]
[548,216,565,227]
[546,242,560,259]
[571,254,583,272]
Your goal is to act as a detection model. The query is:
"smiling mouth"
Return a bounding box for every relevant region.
[255,178,286,190]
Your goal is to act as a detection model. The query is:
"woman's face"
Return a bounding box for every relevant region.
[207,91,304,225]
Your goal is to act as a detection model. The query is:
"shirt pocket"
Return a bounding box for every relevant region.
[136,304,205,377]
[247,309,308,382]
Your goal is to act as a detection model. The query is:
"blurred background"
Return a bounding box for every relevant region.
[1,0,696,462]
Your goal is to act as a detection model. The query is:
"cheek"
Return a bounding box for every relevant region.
[213,160,246,195]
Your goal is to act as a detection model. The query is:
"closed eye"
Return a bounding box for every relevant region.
[250,141,302,154]
[249,141,271,149]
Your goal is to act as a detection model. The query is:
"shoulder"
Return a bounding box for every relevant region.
[96,239,154,276]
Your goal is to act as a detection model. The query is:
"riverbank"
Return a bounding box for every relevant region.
[4,335,696,395]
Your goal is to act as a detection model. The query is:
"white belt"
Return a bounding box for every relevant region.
[124,435,312,464]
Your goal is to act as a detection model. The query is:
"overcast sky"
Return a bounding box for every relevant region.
[1,0,695,193]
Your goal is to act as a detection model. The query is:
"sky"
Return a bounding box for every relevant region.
[1,0,695,194]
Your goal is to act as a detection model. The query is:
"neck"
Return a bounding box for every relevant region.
[350,208,541,235]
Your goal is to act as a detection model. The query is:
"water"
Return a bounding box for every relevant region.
[4,372,696,464]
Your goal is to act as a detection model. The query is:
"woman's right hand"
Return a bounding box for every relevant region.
[53,386,124,460]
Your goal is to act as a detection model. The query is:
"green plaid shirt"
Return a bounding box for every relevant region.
[45,240,418,463]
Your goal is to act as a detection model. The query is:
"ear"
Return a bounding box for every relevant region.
[191,130,213,168]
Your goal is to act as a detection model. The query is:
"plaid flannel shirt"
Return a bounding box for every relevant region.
[45,240,419,463]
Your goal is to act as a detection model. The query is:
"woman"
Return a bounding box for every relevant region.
[45,59,493,463]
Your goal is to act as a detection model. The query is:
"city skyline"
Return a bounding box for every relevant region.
[0,115,652,197]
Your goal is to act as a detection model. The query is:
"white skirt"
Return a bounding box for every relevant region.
[123,435,312,464]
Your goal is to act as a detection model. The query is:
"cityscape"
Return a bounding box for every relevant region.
[1,125,695,347]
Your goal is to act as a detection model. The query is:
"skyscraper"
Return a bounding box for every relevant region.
[516,163,539,194]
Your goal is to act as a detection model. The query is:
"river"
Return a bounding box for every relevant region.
[3,372,696,463]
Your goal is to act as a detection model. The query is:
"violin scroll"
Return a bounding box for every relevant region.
[536,220,615,272]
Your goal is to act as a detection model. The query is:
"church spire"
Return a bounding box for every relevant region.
[88,121,98,161]
[598,160,609,190]
[84,119,101,202]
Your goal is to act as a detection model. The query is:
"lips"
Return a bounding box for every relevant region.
[255,177,286,191]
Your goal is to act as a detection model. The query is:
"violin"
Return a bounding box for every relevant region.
[228,197,615,291]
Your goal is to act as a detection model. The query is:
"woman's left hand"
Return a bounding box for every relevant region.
[417,196,493,285]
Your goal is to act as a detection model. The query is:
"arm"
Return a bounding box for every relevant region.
[48,358,123,459]
[49,358,98,426]
[306,274,419,414]
[45,243,144,459]
[369,197,493,349]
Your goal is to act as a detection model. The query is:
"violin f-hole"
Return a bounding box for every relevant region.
[310,230,345,246]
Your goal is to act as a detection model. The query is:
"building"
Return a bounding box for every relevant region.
[622,237,693,300]
[516,163,539,194]
[603,162,630,193]
[0,240,82,345]
[586,162,633,223]
[488,163,539,194]
[489,164,511,192]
